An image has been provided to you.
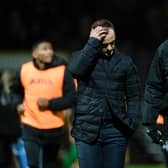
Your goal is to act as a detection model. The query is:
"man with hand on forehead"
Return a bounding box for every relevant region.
[90,23,115,56]
[68,19,141,168]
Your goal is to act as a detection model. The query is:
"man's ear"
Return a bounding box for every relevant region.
[32,50,37,59]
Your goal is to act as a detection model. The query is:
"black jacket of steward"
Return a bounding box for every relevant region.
[68,37,141,143]
[143,40,168,126]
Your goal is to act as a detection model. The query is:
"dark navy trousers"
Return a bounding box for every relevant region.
[75,126,128,168]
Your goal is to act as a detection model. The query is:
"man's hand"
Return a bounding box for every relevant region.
[89,26,108,41]
[37,97,49,111]
[17,104,25,116]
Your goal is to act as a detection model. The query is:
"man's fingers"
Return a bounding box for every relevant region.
[90,27,108,40]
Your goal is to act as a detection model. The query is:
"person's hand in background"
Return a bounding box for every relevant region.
[37,97,49,111]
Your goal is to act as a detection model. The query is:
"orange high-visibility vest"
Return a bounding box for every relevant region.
[20,61,65,129]
[156,114,164,125]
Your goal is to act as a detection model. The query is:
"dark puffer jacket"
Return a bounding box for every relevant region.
[68,38,141,143]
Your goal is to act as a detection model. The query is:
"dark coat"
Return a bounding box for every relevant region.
[68,38,141,143]
[144,40,168,125]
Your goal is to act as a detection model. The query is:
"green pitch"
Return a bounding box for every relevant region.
[126,164,165,168]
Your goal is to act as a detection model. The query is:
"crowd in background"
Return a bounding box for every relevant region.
[0,0,168,89]
[0,0,167,51]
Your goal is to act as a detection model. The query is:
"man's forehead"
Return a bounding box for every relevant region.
[103,28,115,44]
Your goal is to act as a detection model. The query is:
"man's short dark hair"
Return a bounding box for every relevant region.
[32,40,52,51]
[91,19,115,30]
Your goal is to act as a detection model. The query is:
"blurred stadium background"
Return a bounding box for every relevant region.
[1,0,168,167]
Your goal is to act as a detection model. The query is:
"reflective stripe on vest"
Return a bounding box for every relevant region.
[20,61,65,129]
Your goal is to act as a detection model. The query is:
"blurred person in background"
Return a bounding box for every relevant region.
[12,136,28,168]
[68,19,141,168]
[143,40,168,168]
[0,70,21,168]
[59,109,78,168]
[11,40,76,168]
